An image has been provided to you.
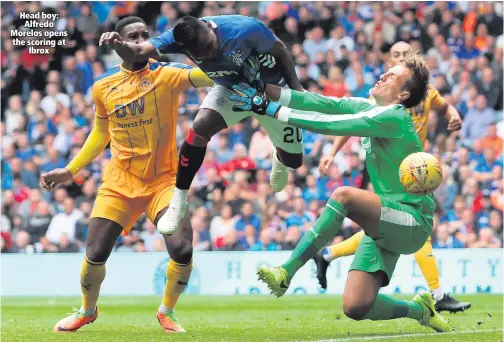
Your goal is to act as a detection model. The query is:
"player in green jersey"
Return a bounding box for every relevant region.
[229,52,450,333]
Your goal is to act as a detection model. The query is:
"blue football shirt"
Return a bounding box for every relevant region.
[149,15,283,88]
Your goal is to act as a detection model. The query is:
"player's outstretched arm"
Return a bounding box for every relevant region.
[265,84,373,115]
[40,87,111,191]
[269,40,304,91]
[229,83,403,138]
[430,87,462,131]
[100,32,159,62]
[275,105,406,138]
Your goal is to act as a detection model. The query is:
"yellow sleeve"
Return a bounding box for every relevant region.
[189,68,213,88]
[65,85,110,176]
[429,86,447,112]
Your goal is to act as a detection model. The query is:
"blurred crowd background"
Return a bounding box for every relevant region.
[1,1,503,254]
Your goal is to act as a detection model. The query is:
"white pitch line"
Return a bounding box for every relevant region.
[310,329,503,342]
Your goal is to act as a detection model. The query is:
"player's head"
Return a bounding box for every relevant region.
[371,51,430,108]
[115,16,149,43]
[173,16,218,60]
[389,41,412,67]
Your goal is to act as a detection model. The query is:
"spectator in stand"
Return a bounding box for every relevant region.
[279,226,301,251]
[60,56,83,96]
[39,148,67,173]
[221,229,245,251]
[213,135,233,164]
[468,228,502,248]
[285,198,315,232]
[327,25,355,60]
[248,126,274,169]
[235,202,261,239]
[16,134,36,162]
[474,148,502,184]
[74,201,91,248]
[249,229,279,251]
[40,83,71,118]
[45,198,82,245]
[74,178,96,207]
[210,205,237,250]
[192,215,211,251]
[221,144,256,176]
[76,3,100,41]
[17,188,43,224]
[461,95,496,147]
[344,60,375,92]
[11,231,37,253]
[478,67,503,110]
[140,219,165,252]
[303,26,327,61]
[57,233,79,253]
[481,124,503,158]
[322,66,348,98]
[352,73,372,98]
[433,224,465,248]
[456,33,480,60]
[489,210,503,243]
[5,95,24,136]
[75,50,93,94]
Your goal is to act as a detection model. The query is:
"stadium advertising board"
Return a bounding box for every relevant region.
[1,250,501,296]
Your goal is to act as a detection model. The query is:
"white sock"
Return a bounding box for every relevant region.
[431,287,444,301]
[158,304,173,315]
[79,306,96,317]
[321,247,334,262]
[172,188,188,205]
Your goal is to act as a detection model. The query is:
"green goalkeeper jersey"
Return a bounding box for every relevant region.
[277,89,435,218]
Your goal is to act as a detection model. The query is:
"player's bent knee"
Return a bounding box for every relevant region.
[330,186,353,206]
[191,109,227,141]
[343,302,373,321]
[85,246,109,264]
[167,238,193,264]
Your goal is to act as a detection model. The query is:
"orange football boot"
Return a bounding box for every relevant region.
[157,311,186,333]
[53,308,98,332]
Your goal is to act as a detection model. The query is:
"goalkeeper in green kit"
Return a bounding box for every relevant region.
[229,52,450,333]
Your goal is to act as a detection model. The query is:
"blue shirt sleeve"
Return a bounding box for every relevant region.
[148,30,184,55]
[244,18,276,54]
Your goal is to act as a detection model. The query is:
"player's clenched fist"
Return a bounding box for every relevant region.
[447,115,462,131]
[318,156,335,176]
[40,168,73,191]
[99,32,124,47]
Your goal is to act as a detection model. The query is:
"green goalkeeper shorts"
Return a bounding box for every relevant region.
[349,195,432,287]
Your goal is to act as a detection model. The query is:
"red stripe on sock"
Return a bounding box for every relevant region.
[185,129,209,147]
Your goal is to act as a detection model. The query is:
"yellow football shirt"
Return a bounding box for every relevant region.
[405,85,447,145]
[92,60,193,179]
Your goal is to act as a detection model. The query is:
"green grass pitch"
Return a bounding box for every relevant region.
[2,295,503,341]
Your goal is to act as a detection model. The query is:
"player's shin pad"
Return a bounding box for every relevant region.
[162,259,193,310]
[363,294,423,321]
[81,256,106,313]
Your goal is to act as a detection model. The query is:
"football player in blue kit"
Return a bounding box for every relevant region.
[100,15,304,236]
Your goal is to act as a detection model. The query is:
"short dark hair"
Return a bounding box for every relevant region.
[114,16,146,35]
[173,16,206,47]
[401,51,430,108]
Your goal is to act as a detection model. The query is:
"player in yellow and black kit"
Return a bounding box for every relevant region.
[40,16,213,333]
[314,42,471,313]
